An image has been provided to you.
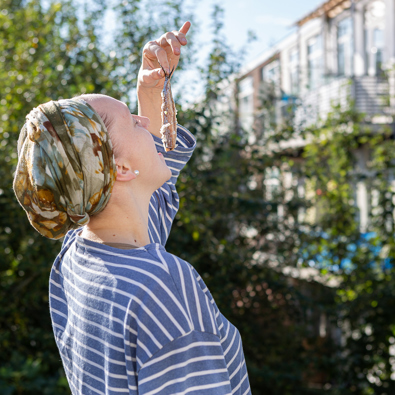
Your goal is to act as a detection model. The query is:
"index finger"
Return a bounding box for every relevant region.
[144,41,170,73]
[179,21,191,35]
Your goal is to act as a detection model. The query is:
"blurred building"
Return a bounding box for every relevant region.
[237,0,395,232]
[238,0,395,132]
[235,4,395,378]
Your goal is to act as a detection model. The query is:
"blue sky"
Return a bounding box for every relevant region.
[178,0,324,101]
[44,0,326,101]
[186,0,323,65]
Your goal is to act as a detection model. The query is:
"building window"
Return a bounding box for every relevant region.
[307,34,323,90]
[289,47,299,95]
[260,60,281,128]
[239,76,254,94]
[238,76,254,131]
[262,59,280,85]
[364,0,385,76]
[337,17,353,76]
[373,28,384,73]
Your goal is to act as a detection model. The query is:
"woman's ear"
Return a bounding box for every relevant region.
[115,162,137,182]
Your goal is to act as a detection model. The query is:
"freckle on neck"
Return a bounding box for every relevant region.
[113,234,116,237]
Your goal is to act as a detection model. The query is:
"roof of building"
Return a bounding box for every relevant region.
[238,0,356,78]
[295,0,354,26]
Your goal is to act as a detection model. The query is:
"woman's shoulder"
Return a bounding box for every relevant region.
[61,227,79,247]
[157,251,220,313]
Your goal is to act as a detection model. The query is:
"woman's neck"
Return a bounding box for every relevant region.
[80,184,152,248]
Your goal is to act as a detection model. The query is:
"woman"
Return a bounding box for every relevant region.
[13,21,251,395]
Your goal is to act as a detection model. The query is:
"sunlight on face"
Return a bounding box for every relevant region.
[82,94,171,190]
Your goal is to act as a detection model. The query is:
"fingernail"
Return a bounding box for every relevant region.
[174,47,180,54]
[181,38,187,44]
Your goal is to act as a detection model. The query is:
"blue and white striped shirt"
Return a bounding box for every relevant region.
[49,126,252,395]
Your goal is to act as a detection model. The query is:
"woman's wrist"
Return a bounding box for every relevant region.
[137,87,163,138]
[137,83,161,97]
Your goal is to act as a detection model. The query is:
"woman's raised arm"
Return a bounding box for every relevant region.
[136,21,191,139]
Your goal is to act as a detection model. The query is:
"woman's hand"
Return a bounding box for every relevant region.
[137,21,191,92]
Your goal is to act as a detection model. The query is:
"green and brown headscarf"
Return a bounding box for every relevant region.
[13,98,117,240]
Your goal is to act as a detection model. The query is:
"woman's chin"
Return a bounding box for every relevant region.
[155,163,172,186]
[154,154,172,184]
[159,156,171,178]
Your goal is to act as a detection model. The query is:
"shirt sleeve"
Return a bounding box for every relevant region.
[148,125,197,245]
[60,228,78,249]
[137,331,233,395]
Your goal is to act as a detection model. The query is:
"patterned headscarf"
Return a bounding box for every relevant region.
[13,98,117,240]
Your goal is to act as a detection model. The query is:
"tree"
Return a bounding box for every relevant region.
[0,0,191,392]
[3,0,395,393]
[253,76,395,394]
[168,5,339,394]
[302,103,395,394]
[172,14,395,390]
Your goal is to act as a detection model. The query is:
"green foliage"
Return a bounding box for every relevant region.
[169,6,340,394]
[0,1,116,392]
[258,85,395,393]
[2,0,395,394]
[172,12,395,389]
[0,0,191,392]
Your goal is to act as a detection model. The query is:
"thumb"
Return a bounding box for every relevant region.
[149,67,165,80]
[140,68,165,85]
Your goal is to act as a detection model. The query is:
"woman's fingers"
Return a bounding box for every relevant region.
[159,32,183,56]
[141,22,191,76]
[173,31,188,45]
[143,41,170,74]
[179,21,191,35]
[139,67,165,86]
[157,21,191,56]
